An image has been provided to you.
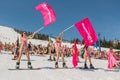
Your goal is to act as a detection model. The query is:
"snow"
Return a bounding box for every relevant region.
[0,26,20,44]
[0,54,120,80]
[0,26,120,80]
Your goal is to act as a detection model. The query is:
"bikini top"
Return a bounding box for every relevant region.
[56,39,61,47]
[20,37,28,46]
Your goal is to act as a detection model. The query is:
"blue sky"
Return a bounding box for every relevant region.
[0,0,120,40]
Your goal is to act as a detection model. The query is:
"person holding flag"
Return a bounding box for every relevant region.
[75,18,98,69]
[55,32,67,68]
[83,45,95,69]
[16,32,36,69]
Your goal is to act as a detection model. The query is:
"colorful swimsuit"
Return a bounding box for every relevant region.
[85,50,91,57]
[20,37,28,51]
[56,40,63,53]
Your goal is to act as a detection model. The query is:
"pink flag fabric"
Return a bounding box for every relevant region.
[35,2,56,27]
[107,51,117,69]
[75,18,98,46]
[72,40,78,67]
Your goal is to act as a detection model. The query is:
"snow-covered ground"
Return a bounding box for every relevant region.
[0,53,120,80]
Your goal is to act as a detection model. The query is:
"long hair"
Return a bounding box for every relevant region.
[21,34,23,37]
[21,32,26,37]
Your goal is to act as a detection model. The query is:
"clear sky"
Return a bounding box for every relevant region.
[0,0,120,40]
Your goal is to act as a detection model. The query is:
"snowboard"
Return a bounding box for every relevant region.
[8,68,40,70]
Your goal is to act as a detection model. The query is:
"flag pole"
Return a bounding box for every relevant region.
[62,24,74,32]
[36,26,44,32]
[33,26,44,34]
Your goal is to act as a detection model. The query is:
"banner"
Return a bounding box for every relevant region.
[72,40,78,67]
[35,2,56,27]
[75,18,98,46]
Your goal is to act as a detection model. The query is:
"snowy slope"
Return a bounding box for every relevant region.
[0,26,49,46]
[0,26,20,44]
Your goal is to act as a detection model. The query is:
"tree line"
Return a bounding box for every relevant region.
[70,37,120,49]
[100,37,120,49]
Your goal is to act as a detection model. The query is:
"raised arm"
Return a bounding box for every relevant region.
[58,32,64,41]
[27,33,36,39]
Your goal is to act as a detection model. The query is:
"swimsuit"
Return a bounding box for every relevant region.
[20,37,28,51]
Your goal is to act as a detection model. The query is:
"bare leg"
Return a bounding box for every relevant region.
[62,52,65,62]
[25,50,30,62]
[88,56,92,64]
[56,50,60,62]
[88,56,94,69]
[84,52,88,69]
[62,52,67,68]
[16,47,22,69]
[25,50,32,69]
[17,47,22,62]
[55,48,59,68]
[84,53,87,64]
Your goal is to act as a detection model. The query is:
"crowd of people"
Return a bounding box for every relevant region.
[0,32,120,69]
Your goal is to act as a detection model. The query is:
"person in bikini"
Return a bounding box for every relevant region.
[16,32,35,69]
[55,32,67,68]
[83,45,94,69]
[50,41,56,61]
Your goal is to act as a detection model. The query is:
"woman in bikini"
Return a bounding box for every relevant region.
[16,32,35,69]
[55,32,67,68]
[83,45,94,69]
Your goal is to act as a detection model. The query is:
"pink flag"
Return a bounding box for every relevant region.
[72,40,78,67]
[35,2,56,27]
[107,51,117,69]
[75,18,98,46]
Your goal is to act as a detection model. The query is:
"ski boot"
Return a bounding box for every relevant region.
[55,62,58,68]
[48,56,52,61]
[63,62,67,68]
[16,62,20,69]
[28,62,32,69]
[90,64,94,69]
[84,63,88,69]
